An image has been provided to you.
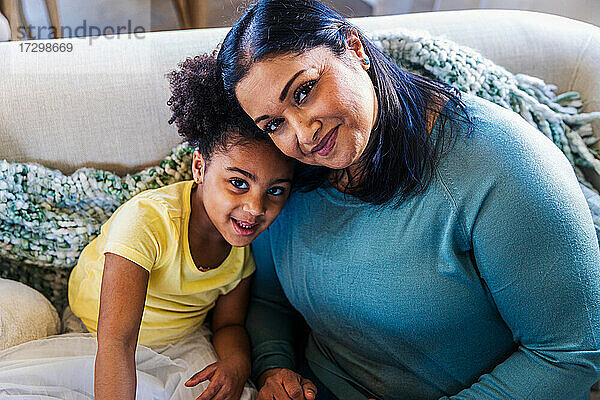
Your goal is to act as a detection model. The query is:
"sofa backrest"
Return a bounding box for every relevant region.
[0,9,599,176]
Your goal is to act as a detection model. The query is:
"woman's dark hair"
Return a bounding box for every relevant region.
[166,52,267,162]
[217,0,471,206]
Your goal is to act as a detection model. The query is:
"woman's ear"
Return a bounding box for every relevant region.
[345,29,369,70]
[192,149,206,184]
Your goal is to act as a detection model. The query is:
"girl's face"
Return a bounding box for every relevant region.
[235,34,378,170]
[192,140,294,247]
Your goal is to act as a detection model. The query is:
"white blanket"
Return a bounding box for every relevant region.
[0,325,257,399]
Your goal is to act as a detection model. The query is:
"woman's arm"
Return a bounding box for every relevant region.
[441,124,600,399]
[95,252,149,400]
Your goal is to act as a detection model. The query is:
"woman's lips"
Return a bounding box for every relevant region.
[231,218,258,236]
[311,125,339,157]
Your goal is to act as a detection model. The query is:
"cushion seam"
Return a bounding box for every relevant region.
[568,32,593,91]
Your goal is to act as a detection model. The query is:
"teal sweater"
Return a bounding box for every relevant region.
[248,95,600,399]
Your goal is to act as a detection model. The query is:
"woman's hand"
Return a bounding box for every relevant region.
[186,357,247,400]
[257,368,317,400]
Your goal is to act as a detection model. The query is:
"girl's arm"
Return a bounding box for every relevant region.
[185,276,252,399]
[211,275,252,374]
[95,252,149,400]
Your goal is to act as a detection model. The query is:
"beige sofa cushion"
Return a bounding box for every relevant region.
[0,279,60,351]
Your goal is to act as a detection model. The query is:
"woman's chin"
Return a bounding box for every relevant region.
[301,149,355,170]
[315,155,357,171]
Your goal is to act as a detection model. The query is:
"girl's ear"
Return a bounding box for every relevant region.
[345,29,369,70]
[192,149,206,184]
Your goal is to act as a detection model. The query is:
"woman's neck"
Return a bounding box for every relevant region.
[328,167,358,193]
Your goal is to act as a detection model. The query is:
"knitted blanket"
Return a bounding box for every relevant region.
[2,30,600,311]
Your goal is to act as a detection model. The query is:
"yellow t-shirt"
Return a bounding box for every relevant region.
[68,180,256,347]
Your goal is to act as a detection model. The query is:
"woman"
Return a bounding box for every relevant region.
[216,1,600,399]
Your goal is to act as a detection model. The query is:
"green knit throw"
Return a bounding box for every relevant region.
[0,147,194,310]
[2,30,600,311]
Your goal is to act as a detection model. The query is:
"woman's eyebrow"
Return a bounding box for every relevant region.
[254,69,307,124]
[254,115,269,124]
[279,69,306,101]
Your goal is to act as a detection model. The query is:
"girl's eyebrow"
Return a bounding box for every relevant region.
[227,167,291,186]
[226,167,256,181]
[270,178,293,185]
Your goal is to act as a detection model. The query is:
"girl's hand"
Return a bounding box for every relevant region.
[186,358,247,400]
[257,368,317,400]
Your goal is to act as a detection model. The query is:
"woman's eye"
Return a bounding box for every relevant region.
[230,179,249,190]
[267,186,286,196]
[294,80,316,104]
[263,118,284,134]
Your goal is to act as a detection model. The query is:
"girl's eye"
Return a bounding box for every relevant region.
[230,179,249,190]
[263,118,284,135]
[267,186,286,196]
[294,80,316,104]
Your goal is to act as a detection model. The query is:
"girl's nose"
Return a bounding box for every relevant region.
[242,193,266,217]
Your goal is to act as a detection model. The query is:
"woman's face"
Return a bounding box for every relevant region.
[235,36,378,170]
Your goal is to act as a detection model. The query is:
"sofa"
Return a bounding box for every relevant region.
[0,8,599,396]
[1,9,599,177]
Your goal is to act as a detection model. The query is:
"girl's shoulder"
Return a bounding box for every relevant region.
[121,180,194,221]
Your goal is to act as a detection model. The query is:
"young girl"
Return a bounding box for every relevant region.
[67,53,295,399]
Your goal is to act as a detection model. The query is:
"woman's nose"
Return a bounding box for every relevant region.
[288,111,320,147]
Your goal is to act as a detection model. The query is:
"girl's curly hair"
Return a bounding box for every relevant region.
[166,51,265,161]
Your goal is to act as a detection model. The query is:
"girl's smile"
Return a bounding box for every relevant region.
[231,218,259,236]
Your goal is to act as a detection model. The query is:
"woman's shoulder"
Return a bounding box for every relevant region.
[447,94,545,146]
[435,94,583,225]
[440,94,572,181]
